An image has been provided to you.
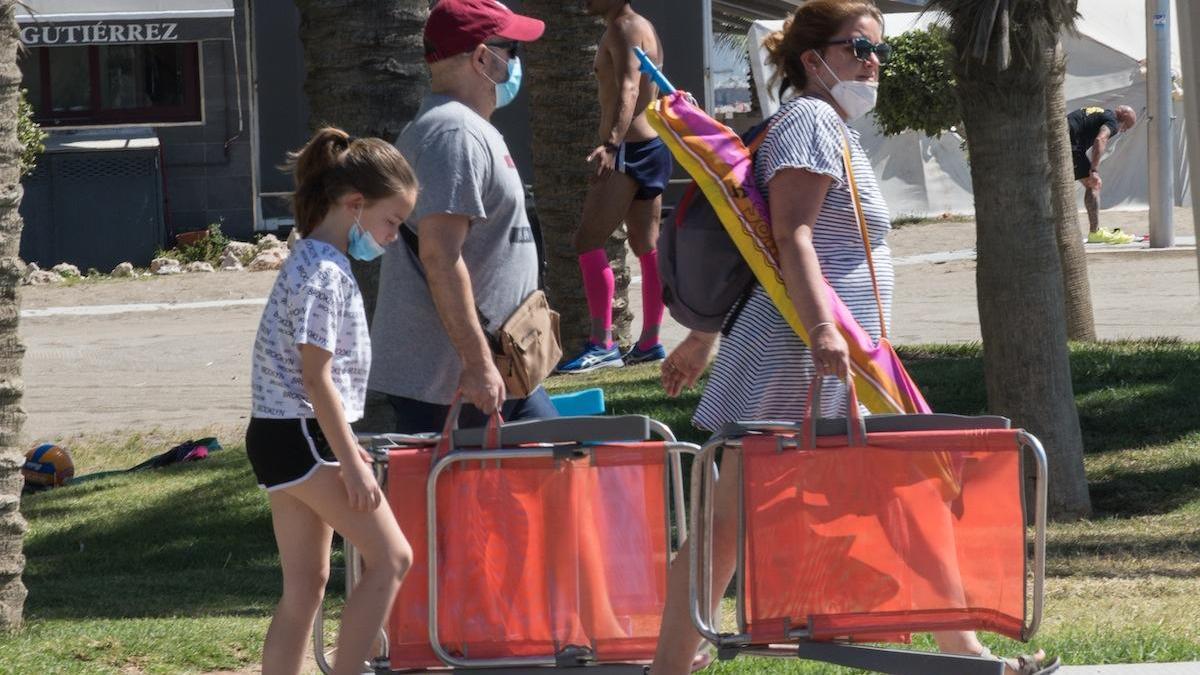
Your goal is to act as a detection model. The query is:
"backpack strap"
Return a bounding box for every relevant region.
[839,127,888,340]
[718,117,779,330]
[678,117,774,228]
[747,125,772,154]
[721,117,779,327]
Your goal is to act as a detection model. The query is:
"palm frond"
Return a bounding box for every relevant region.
[924,0,1080,71]
[714,30,749,53]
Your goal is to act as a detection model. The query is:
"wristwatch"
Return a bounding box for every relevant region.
[602,141,620,153]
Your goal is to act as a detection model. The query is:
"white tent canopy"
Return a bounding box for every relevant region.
[748,1,1192,217]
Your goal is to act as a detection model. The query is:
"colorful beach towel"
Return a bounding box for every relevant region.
[646,90,930,415]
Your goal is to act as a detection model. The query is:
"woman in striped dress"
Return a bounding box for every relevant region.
[651,2,1056,674]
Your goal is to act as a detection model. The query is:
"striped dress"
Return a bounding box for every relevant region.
[693,96,894,431]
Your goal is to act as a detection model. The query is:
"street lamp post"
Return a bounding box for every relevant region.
[1146,0,1174,248]
[1176,0,1200,291]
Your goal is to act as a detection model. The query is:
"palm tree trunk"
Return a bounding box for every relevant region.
[522,3,632,350]
[0,0,28,630]
[1045,40,1096,342]
[294,0,429,430]
[937,0,1092,519]
[293,0,429,321]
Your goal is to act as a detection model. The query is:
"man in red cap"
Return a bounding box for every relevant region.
[370,0,556,432]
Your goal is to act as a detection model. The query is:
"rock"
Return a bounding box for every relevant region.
[184,261,215,273]
[222,241,257,260]
[111,262,135,277]
[25,270,62,286]
[150,257,180,274]
[25,262,39,273]
[150,257,182,275]
[256,234,285,251]
[218,251,244,271]
[51,263,80,278]
[247,248,287,272]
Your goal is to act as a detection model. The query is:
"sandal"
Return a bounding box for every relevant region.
[1009,653,1061,674]
[979,647,1061,674]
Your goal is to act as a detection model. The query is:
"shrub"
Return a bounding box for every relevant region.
[158,224,232,265]
[874,25,961,139]
[19,88,46,177]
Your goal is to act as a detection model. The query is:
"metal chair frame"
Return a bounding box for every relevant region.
[314,416,697,674]
[687,418,1049,675]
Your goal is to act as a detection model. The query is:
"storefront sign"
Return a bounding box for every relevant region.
[19,19,231,46]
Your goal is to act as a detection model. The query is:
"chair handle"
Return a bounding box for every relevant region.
[434,392,502,460]
[800,376,867,449]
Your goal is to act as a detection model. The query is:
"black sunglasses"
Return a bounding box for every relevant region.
[827,36,892,64]
[484,40,520,59]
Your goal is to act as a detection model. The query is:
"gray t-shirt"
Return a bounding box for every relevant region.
[369,94,538,404]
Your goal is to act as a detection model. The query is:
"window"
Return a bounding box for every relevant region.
[21,43,201,126]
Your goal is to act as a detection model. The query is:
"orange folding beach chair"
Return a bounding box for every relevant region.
[688,379,1049,675]
[314,405,698,674]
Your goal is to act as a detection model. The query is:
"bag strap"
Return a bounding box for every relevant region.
[401,226,500,347]
[839,127,888,340]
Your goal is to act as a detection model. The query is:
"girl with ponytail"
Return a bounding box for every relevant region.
[246,127,418,675]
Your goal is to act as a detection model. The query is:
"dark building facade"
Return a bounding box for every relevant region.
[15,0,704,270]
[16,0,255,269]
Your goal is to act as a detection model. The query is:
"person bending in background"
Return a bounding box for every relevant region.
[1068,105,1136,240]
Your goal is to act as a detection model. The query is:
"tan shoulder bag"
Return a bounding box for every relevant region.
[491,289,562,398]
[400,227,562,398]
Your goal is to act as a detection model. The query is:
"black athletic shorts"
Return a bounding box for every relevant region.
[245,417,339,490]
[1072,148,1092,181]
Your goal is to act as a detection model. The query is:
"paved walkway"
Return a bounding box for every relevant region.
[1061,664,1200,673]
[631,222,1199,352]
[892,235,1196,267]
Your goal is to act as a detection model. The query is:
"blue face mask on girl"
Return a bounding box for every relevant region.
[483,47,522,109]
[348,210,386,261]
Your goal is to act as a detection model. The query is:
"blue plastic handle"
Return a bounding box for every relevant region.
[549,388,607,417]
[634,46,675,95]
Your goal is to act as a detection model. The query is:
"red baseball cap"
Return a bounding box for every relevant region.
[424,0,545,63]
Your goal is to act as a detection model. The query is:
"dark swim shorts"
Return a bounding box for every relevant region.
[617,137,674,200]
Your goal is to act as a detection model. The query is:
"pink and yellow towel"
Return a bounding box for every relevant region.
[646,92,930,416]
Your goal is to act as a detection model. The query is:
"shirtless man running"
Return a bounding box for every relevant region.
[558,0,671,373]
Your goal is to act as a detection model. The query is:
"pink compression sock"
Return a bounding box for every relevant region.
[578,249,614,348]
[637,250,664,351]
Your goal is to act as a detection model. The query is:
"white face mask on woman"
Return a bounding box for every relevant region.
[815,52,878,122]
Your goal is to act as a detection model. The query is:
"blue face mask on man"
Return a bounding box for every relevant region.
[482,46,522,109]
[348,209,385,261]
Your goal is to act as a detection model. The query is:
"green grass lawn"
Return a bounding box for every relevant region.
[2,340,1198,673]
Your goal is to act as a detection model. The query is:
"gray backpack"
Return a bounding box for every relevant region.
[657,119,770,334]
